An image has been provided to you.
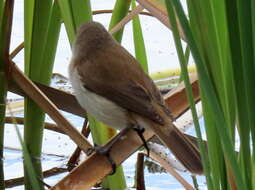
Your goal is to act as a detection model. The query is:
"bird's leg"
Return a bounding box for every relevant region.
[132,124,150,157]
[87,126,132,175]
[131,124,150,157]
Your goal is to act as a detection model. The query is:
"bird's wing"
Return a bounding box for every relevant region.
[76,45,168,125]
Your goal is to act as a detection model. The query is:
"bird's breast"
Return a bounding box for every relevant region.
[68,62,129,130]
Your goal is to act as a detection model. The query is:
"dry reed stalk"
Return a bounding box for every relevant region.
[5,116,65,134]
[109,5,144,35]
[8,80,86,117]
[5,167,68,188]
[67,120,90,171]
[164,75,200,118]
[148,151,195,190]
[135,153,146,190]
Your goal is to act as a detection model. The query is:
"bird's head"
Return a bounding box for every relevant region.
[72,21,113,60]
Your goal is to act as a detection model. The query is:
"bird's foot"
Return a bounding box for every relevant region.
[88,144,116,175]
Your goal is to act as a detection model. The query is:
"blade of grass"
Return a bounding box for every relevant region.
[251,0,255,179]
[16,127,42,189]
[234,1,255,188]
[58,0,92,44]
[70,0,92,29]
[178,45,190,82]
[40,2,61,84]
[6,107,41,190]
[57,1,75,43]
[108,0,131,42]
[132,0,148,73]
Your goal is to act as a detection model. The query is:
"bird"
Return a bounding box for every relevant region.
[68,21,203,174]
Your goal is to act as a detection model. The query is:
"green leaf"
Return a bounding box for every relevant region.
[132,0,148,73]
[14,123,41,189]
[108,0,131,42]
[58,0,92,44]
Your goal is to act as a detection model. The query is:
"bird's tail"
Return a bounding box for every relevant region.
[144,118,203,174]
[165,126,203,174]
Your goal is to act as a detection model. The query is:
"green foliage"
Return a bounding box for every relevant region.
[164,1,212,188]
[58,0,92,44]
[108,0,131,42]
[24,1,61,189]
[132,0,148,73]
[6,0,255,189]
[165,0,255,189]
[14,124,41,189]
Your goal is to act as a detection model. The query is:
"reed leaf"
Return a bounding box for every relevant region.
[40,2,61,84]
[178,45,190,82]
[13,121,41,190]
[132,0,148,73]
[58,0,92,44]
[108,0,131,42]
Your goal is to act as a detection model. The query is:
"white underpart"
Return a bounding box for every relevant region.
[68,60,129,130]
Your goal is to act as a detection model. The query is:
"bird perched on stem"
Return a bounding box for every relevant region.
[69,21,203,174]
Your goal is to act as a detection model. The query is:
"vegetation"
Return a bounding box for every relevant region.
[0,0,254,189]
[165,0,255,189]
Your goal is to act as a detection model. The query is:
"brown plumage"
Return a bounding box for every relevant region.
[69,21,203,174]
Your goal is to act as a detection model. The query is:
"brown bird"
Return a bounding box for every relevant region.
[69,21,203,174]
